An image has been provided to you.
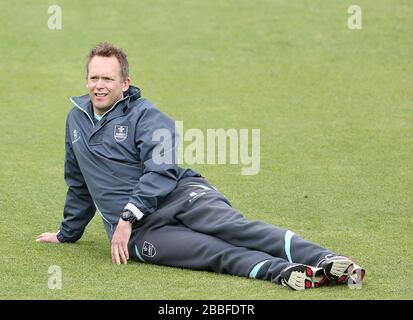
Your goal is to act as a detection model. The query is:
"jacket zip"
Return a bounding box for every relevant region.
[69,96,129,228]
[69,95,130,129]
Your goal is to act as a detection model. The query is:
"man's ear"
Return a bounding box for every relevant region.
[122,77,131,92]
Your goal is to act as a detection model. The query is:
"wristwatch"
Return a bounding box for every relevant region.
[120,209,137,225]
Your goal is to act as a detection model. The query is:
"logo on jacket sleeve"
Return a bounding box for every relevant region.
[142,241,156,258]
[114,125,128,142]
[72,129,81,144]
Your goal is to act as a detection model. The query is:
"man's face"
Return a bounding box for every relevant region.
[87,56,130,115]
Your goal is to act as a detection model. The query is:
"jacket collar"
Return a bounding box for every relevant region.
[70,85,142,120]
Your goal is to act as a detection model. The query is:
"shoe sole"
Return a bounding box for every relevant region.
[281,265,329,290]
[323,257,365,284]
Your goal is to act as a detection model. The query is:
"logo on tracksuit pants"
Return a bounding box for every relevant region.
[142,241,157,257]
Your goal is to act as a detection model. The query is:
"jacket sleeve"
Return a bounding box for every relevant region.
[57,117,96,243]
[124,104,181,219]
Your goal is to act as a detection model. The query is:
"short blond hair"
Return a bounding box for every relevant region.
[86,42,129,80]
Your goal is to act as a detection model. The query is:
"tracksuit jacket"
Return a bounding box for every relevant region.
[57,86,199,243]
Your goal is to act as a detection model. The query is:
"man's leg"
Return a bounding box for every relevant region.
[128,223,299,285]
[168,178,334,267]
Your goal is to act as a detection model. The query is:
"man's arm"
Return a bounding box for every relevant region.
[36,116,95,243]
[111,104,181,264]
[123,104,182,220]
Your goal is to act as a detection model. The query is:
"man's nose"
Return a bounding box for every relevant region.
[96,78,105,89]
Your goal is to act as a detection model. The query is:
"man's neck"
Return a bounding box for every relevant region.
[94,113,103,122]
[92,94,125,116]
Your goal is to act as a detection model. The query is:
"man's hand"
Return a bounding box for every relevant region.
[111,219,132,265]
[36,232,60,243]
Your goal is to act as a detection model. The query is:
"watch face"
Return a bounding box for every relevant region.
[121,210,136,224]
[122,211,131,220]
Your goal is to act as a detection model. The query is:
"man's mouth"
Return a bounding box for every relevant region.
[95,93,108,97]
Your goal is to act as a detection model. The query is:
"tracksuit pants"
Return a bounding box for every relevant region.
[128,177,335,284]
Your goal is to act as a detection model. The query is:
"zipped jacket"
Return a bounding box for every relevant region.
[57,85,199,242]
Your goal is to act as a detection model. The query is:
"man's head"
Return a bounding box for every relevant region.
[86,42,131,115]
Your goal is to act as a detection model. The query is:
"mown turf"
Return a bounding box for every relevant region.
[0,0,412,299]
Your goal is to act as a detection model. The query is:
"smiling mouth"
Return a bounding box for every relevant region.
[95,93,108,97]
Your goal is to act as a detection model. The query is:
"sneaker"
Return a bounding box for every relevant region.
[320,256,365,285]
[280,264,329,290]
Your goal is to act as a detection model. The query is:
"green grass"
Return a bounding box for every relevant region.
[0,0,412,299]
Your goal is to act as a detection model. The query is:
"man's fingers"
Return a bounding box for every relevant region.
[36,232,58,243]
[36,233,47,240]
[119,242,129,264]
[112,244,121,265]
[119,246,127,265]
[123,242,129,261]
[111,244,115,264]
[111,242,129,265]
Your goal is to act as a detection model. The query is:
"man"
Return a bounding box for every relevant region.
[36,42,365,290]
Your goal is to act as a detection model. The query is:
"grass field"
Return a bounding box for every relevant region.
[0,0,412,300]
